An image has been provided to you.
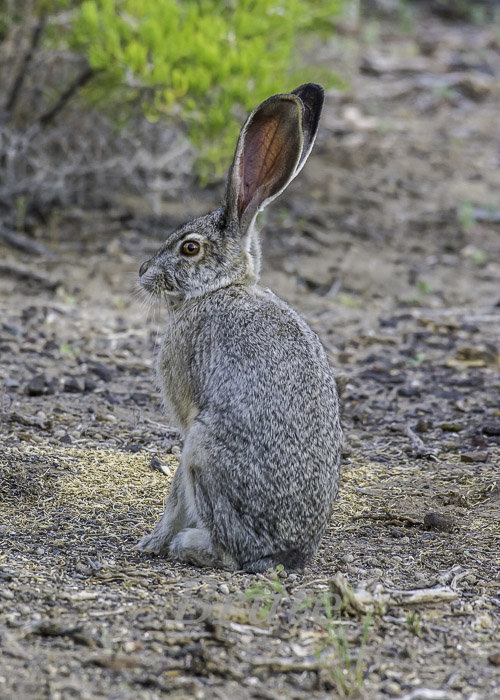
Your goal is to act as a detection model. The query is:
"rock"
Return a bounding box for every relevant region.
[2,323,21,335]
[455,74,494,101]
[398,385,421,397]
[125,443,142,453]
[26,374,47,396]
[59,434,72,445]
[423,512,456,532]
[131,392,149,405]
[460,451,489,463]
[455,345,497,366]
[63,376,85,393]
[391,528,404,539]
[482,420,500,436]
[90,362,112,382]
[84,378,97,392]
[415,418,432,433]
[488,652,500,666]
[440,422,463,432]
[90,653,143,670]
[149,456,171,476]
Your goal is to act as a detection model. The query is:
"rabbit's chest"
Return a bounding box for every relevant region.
[156,321,199,432]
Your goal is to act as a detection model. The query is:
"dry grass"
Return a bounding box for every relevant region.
[0,444,177,532]
[1,442,497,548]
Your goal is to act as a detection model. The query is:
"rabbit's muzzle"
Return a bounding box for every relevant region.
[139,258,174,294]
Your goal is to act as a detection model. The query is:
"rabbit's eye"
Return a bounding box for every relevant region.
[181,240,201,256]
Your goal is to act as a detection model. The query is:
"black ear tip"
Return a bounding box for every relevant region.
[291,83,324,107]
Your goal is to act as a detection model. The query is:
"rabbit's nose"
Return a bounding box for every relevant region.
[139,259,151,277]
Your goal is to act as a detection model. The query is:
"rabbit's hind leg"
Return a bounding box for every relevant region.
[169,527,238,570]
[136,462,194,555]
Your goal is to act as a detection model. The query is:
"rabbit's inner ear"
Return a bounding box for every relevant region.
[235,97,303,229]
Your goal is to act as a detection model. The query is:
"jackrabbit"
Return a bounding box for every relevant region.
[137,83,342,572]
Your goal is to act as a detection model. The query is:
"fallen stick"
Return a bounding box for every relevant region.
[387,586,458,606]
[330,573,458,615]
[404,424,440,461]
[0,227,55,257]
[0,261,58,291]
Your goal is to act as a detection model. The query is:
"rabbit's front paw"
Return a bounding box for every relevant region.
[136,530,170,555]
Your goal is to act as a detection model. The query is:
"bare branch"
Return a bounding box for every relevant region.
[0,261,58,291]
[2,14,47,119]
[37,66,97,128]
[0,227,55,257]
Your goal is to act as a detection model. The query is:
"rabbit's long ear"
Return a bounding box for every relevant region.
[225,83,323,236]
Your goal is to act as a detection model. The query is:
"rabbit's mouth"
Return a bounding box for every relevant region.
[150,276,175,295]
[139,262,175,295]
[161,278,174,292]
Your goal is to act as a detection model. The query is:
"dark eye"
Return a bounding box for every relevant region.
[181,240,201,256]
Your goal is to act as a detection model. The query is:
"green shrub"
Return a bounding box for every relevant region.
[66,0,345,179]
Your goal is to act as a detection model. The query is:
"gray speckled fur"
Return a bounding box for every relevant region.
[136,84,342,572]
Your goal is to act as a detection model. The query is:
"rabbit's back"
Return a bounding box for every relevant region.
[158,285,342,567]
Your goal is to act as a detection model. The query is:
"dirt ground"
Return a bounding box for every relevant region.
[1,5,499,700]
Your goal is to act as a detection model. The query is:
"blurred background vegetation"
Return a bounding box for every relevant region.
[0,0,495,235]
[69,0,346,177]
[0,0,347,231]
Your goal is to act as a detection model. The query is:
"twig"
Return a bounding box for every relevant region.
[0,262,58,291]
[37,66,97,128]
[387,586,458,606]
[245,652,336,672]
[404,425,440,461]
[3,15,47,119]
[0,227,55,257]
[352,510,421,527]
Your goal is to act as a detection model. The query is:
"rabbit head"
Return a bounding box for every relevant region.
[139,83,324,301]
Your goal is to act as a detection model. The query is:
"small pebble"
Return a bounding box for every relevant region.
[63,376,85,393]
[90,362,112,382]
[84,378,97,392]
[391,528,404,539]
[398,386,420,398]
[385,682,400,695]
[488,652,500,666]
[219,584,230,596]
[26,374,48,396]
[440,421,463,432]
[125,444,142,453]
[482,420,500,436]
[150,456,170,475]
